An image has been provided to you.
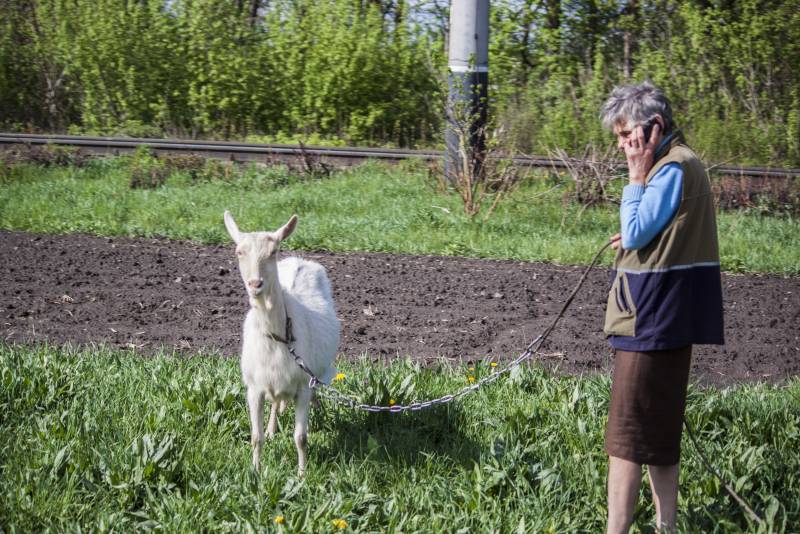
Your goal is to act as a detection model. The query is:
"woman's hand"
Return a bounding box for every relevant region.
[623,122,661,185]
[610,233,621,250]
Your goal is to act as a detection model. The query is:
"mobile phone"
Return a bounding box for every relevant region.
[642,119,656,143]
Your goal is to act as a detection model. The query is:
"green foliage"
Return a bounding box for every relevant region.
[488,0,800,166]
[2,1,797,165]
[358,359,419,409]
[0,343,797,531]
[0,0,441,146]
[635,0,800,166]
[1,159,798,274]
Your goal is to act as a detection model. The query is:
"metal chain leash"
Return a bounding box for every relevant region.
[288,240,613,413]
[289,334,544,413]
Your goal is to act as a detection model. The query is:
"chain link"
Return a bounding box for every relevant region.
[289,334,544,413]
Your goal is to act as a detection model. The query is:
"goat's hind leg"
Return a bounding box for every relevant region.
[294,387,312,476]
[247,388,265,470]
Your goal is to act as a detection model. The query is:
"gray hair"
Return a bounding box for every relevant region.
[600,81,675,133]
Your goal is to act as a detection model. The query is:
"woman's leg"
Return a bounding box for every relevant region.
[647,463,680,530]
[607,455,642,534]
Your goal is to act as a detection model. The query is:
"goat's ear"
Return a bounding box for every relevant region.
[275,214,298,242]
[223,211,241,244]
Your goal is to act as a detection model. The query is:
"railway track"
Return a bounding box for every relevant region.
[1,132,798,179]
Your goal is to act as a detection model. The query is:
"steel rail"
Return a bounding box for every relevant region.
[2,132,798,178]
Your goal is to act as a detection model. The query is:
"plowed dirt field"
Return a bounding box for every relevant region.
[2,230,797,385]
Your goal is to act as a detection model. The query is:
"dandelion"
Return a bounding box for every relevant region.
[389,399,396,406]
[334,372,346,381]
[274,515,285,525]
[332,518,347,529]
[468,375,476,383]
[490,362,498,368]
[468,367,475,372]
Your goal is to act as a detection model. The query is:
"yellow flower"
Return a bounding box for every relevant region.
[334,372,346,381]
[274,515,285,525]
[468,375,476,383]
[490,362,498,368]
[332,518,347,529]
[468,367,475,371]
[389,399,396,406]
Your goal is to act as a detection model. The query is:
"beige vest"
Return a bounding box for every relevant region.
[604,133,723,342]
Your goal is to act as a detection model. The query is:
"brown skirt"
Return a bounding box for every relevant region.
[605,346,692,466]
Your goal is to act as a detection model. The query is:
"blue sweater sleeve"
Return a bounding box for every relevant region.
[620,162,683,250]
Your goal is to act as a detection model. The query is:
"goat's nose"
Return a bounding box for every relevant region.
[247,279,264,290]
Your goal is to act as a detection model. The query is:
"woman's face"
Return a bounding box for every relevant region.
[613,116,664,152]
[612,120,638,152]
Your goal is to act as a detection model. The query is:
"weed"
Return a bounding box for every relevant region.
[292,141,334,180]
[548,144,625,208]
[711,174,800,215]
[159,154,207,180]
[128,146,169,189]
[1,144,88,168]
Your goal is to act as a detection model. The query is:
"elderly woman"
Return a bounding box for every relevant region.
[599,81,724,532]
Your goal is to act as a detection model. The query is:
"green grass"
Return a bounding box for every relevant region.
[0,158,798,274]
[1,343,797,532]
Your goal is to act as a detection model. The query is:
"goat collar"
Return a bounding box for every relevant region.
[268,315,295,345]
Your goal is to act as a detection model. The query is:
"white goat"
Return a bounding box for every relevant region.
[224,211,339,475]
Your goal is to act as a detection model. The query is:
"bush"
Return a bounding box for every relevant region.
[0,144,88,168]
[128,147,169,189]
[711,175,800,216]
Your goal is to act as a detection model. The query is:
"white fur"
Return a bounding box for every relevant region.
[224,211,339,475]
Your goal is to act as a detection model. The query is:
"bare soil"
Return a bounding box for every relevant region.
[1,230,798,386]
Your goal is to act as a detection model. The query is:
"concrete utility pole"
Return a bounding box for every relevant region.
[445,0,489,182]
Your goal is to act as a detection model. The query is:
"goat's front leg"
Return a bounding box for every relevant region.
[247,388,265,470]
[294,387,312,476]
[266,401,279,439]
